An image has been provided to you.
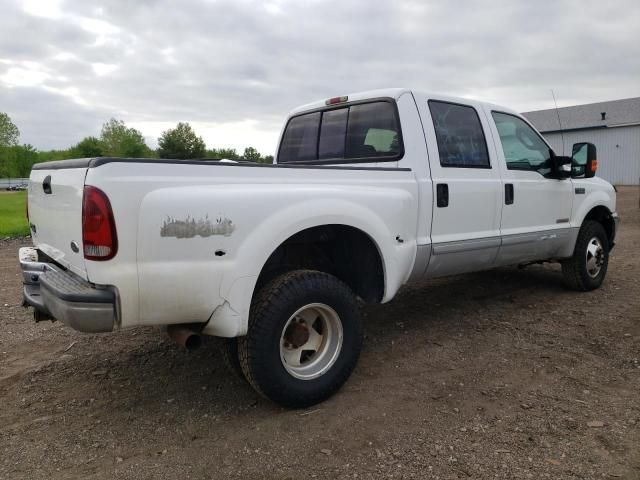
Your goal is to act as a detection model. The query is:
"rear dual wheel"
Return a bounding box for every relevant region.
[235,270,363,408]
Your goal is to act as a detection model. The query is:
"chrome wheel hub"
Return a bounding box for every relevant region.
[585,237,605,278]
[279,303,343,380]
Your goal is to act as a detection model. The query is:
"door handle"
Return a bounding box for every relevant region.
[436,183,449,208]
[42,175,52,194]
[505,183,514,205]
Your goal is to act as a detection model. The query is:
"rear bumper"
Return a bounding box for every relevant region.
[19,247,116,333]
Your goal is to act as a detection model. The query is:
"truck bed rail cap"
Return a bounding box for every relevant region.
[32,157,411,172]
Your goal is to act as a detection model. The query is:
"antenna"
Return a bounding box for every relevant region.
[551,89,565,156]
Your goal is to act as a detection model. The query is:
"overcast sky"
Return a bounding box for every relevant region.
[1,0,639,154]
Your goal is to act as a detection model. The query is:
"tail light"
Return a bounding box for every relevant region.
[82,185,118,260]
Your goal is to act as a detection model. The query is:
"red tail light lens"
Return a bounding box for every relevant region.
[325,96,348,105]
[82,186,117,260]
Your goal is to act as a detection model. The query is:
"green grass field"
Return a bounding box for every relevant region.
[0,191,30,237]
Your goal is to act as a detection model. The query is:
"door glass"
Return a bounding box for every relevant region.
[428,101,490,168]
[491,112,552,176]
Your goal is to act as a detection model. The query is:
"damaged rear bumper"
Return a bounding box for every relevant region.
[19,247,117,333]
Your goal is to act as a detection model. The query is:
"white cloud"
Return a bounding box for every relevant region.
[74,16,122,46]
[91,63,118,76]
[0,66,49,87]
[43,85,88,106]
[21,0,64,19]
[160,47,177,65]
[52,52,79,61]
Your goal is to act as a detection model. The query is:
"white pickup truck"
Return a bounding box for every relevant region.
[20,88,618,407]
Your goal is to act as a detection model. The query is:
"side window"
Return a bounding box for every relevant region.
[428,101,490,168]
[491,112,552,175]
[278,112,321,163]
[318,108,348,160]
[346,102,401,159]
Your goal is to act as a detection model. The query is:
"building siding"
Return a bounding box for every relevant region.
[542,125,640,185]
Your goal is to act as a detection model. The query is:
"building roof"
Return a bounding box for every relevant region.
[523,97,640,133]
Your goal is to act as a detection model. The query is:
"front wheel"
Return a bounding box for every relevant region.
[562,220,609,291]
[238,270,363,408]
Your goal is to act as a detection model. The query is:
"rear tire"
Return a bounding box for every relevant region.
[562,220,609,291]
[220,338,244,380]
[238,270,363,408]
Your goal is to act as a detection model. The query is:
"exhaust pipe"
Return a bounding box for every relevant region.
[167,325,202,351]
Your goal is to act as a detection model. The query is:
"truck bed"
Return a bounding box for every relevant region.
[28,157,419,334]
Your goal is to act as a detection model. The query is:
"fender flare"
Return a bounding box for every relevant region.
[571,190,615,230]
[203,197,414,336]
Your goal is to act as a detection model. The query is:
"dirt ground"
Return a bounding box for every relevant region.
[1,188,639,480]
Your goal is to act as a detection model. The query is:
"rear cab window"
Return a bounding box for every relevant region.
[278,112,321,163]
[278,100,403,164]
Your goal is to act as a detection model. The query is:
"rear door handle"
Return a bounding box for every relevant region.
[436,183,449,208]
[505,183,514,205]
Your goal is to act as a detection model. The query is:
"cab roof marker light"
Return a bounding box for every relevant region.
[325,96,348,106]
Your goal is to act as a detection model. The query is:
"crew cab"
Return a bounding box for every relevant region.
[20,88,619,407]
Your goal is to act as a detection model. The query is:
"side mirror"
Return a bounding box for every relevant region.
[571,142,597,178]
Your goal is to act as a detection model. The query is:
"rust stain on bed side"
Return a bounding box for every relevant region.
[161,215,235,238]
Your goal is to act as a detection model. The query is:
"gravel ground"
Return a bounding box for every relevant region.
[1,187,639,480]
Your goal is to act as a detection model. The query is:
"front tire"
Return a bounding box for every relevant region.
[562,220,609,291]
[238,270,363,408]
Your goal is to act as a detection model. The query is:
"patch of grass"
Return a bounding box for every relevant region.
[0,191,29,237]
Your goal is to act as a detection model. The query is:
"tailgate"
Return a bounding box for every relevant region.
[29,167,88,279]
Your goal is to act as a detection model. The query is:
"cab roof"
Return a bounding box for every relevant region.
[288,88,520,118]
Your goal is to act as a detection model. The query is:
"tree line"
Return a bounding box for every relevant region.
[0,112,273,178]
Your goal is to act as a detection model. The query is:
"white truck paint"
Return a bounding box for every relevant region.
[20,88,619,407]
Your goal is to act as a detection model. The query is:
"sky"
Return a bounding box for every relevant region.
[1,0,639,155]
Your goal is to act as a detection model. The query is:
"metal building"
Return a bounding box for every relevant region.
[523,97,640,185]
